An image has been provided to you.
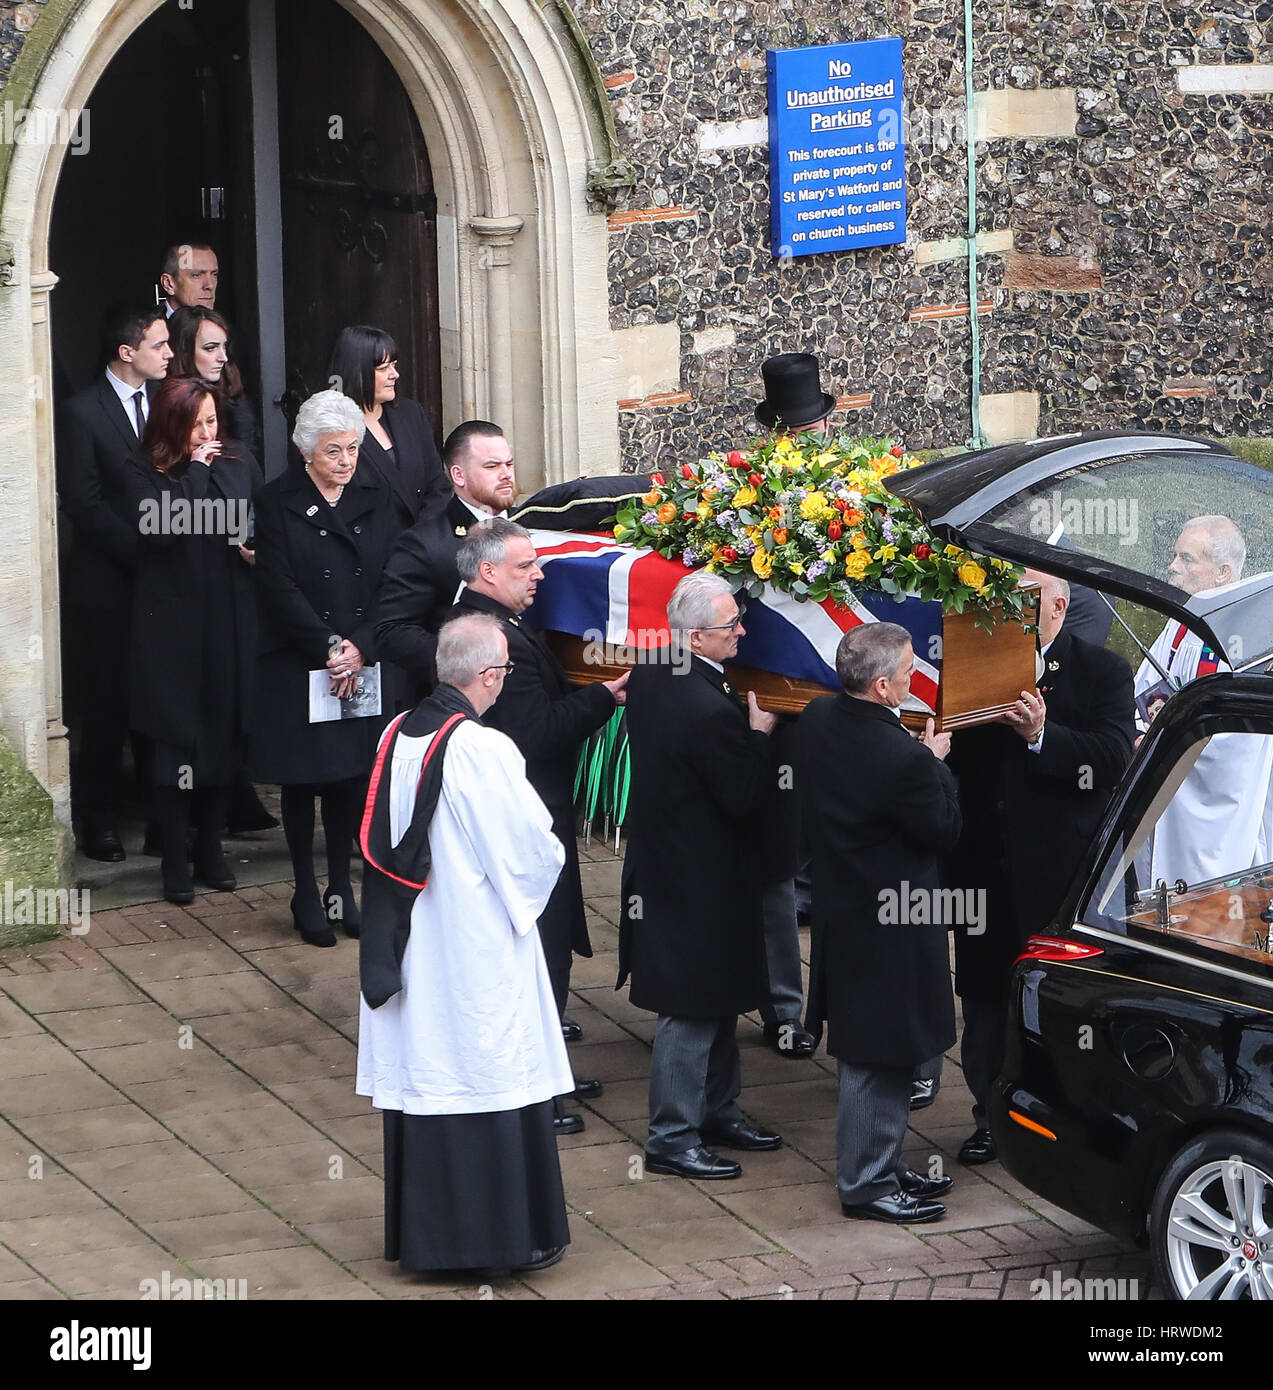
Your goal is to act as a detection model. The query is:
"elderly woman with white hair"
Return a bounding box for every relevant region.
[251,389,402,946]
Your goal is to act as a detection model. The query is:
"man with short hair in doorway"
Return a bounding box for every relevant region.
[158,241,219,316]
[797,623,961,1223]
[618,571,783,1180]
[450,519,627,1133]
[59,305,173,862]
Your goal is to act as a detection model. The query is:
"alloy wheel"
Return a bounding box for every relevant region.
[1166,1156,1273,1299]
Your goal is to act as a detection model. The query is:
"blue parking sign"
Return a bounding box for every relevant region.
[767,38,907,258]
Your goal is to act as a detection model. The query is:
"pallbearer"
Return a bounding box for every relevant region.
[356,613,572,1273]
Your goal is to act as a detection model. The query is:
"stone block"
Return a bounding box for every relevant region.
[973,88,1077,139]
[980,392,1040,447]
[1001,253,1102,291]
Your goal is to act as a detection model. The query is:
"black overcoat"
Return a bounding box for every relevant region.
[797,694,961,1068]
[450,589,615,961]
[374,494,476,689]
[358,397,451,532]
[617,658,774,1019]
[123,448,258,753]
[945,627,1135,1001]
[250,463,402,785]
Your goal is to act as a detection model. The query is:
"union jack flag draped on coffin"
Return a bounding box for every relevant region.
[524,529,942,715]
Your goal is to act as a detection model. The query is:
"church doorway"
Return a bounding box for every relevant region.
[49,0,442,474]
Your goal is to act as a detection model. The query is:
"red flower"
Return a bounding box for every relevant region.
[680,464,695,479]
[683,510,698,521]
[827,520,843,541]
[832,498,849,512]
[748,472,764,487]
[720,545,739,562]
[727,450,747,468]
[650,472,665,486]
[890,444,904,458]
[914,543,932,560]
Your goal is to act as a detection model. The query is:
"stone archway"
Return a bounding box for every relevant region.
[0,0,627,832]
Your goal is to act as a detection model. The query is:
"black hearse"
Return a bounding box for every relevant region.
[889,431,1273,1301]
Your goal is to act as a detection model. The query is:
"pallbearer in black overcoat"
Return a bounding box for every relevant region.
[944,570,1133,1167]
[448,519,626,1131]
[796,622,961,1224]
[617,572,783,1181]
[374,421,515,692]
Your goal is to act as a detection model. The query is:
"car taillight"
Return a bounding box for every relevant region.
[1014,936,1104,964]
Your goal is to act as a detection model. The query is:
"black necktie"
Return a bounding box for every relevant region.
[132,391,145,437]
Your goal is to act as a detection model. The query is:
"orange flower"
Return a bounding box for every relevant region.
[773,527,789,545]
[843,507,863,525]
[656,501,677,524]
[642,489,661,506]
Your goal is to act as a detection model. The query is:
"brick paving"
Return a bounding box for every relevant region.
[0,844,1154,1301]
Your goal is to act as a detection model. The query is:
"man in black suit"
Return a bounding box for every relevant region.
[617,572,783,1180]
[374,420,515,689]
[58,306,173,860]
[797,623,962,1223]
[947,569,1134,1166]
[449,519,627,1132]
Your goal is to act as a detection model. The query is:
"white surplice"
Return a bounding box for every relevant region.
[1134,619,1273,887]
[355,719,573,1115]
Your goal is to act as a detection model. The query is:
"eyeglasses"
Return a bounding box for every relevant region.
[698,603,747,633]
[481,662,516,675]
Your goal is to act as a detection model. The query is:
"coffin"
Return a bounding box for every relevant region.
[527,529,1039,730]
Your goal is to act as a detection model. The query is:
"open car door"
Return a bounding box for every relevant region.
[884,431,1273,673]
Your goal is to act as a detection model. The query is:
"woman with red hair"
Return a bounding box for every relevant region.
[125,377,260,904]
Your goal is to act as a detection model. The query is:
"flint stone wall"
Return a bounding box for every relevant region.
[571,0,1273,469]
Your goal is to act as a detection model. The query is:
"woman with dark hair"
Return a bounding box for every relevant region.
[327,324,449,531]
[168,304,275,837]
[251,389,401,947]
[169,306,262,463]
[125,376,259,904]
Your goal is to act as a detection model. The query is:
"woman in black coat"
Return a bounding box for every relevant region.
[125,376,259,905]
[251,389,401,947]
[327,324,450,532]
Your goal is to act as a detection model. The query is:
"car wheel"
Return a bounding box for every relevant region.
[1150,1129,1273,1300]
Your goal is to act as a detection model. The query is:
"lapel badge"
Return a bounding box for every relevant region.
[454,525,467,536]
[722,680,734,696]
[1047,659,1060,671]
[305,505,319,517]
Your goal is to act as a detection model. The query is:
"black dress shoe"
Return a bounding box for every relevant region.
[910,1079,938,1110]
[292,895,337,948]
[762,1020,816,1057]
[561,1017,582,1043]
[899,1168,954,1198]
[323,885,361,939]
[553,1112,584,1136]
[83,828,125,863]
[644,1146,741,1180]
[699,1119,783,1152]
[512,1245,566,1272]
[958,1128,997,1165]
[162,872,195,907]
[571,1078,603,1101]
[842,1189,946,1224]
[194,853,237,893]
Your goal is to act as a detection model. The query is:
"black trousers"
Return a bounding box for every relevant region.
[67,603,130,826]
[959,992,1006,1129]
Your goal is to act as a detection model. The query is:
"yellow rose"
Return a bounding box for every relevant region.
[844,551,871,579]
[875,544,898,562]
[958,560,987,589]
[751,549,773,579]
[800,491,828,520]
[850,531,870,550]
[774,437,795,456]
[732,486,758,508]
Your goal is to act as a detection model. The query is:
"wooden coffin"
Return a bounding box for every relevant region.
[544,586,1039,732]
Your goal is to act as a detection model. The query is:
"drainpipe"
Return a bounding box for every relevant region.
[964,0,984,449]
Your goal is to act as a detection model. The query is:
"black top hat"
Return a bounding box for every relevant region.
[754,353,837,431]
